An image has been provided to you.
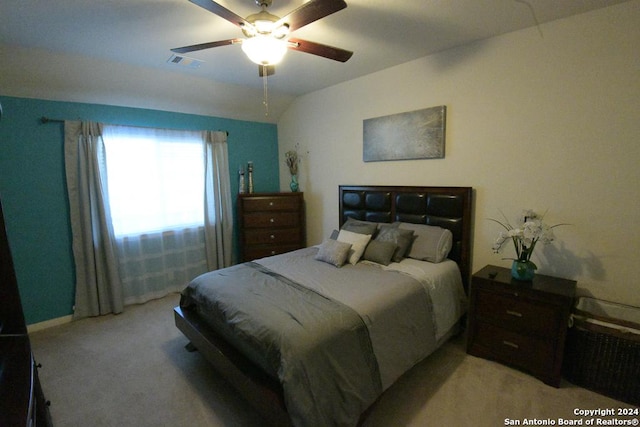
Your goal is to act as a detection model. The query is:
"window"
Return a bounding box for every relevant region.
[64,121,230,312]
[102,125,204,237]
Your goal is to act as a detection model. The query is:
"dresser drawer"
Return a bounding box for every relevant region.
[243,212,301,228]
[473,321,556,377]
[244,244,302,260]
[242,197,300,212]
[244,228,302,245]
[475,289,561,337]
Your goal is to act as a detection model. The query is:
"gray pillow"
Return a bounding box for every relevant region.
[398,222,453,263]
[341,218,378,236]
[363,240,397,266]
[375,225,415,262]
[314,239,353,267]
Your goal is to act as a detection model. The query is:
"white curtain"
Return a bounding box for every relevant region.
[115,227,208,305]
[203,130,234,270]
[102,124,206,304]
[101,125,233,305]
[64,121,123,319]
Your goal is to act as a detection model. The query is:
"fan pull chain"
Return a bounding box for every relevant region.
[515,0,543,38]
[262,65,269,116]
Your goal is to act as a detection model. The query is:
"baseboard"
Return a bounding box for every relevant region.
[27,314,73,333]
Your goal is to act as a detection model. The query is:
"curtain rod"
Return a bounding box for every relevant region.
[40,116,65,124]
[39,116,229,136]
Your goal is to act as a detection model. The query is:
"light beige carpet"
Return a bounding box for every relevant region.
[29,294,630,427]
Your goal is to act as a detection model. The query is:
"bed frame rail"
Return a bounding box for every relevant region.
[173,306,291,425]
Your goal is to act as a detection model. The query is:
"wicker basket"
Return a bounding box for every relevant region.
[563,297,640,405]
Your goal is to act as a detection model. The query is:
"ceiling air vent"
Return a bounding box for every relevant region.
[166,54,203,69]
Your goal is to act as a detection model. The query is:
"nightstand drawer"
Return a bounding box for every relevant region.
[244,228,303,245]
[475,290,561,336]
[243,212,301,228]
[474,321,556,377]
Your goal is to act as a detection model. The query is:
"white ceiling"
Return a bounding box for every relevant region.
[0,0,629,121]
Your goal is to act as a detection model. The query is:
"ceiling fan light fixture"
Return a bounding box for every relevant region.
[272,23,290,39]
[254,19,275,33]
[241,36,287,65]
[172,0,353,73]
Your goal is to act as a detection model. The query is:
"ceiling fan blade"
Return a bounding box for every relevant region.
[275,0,347,33]
[258,65,275,77]
[188,0,250,28]
[171,38,242,54]
[288,38,353,62]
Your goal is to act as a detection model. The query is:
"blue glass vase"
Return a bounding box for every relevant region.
[511,260,535,281]
[289,174,299,192]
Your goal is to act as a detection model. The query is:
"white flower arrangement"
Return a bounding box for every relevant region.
[285,150,298,175]
[490,209,567,269]
[285,142,307,176]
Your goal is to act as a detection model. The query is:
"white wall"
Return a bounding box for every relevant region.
[277,1,640,306]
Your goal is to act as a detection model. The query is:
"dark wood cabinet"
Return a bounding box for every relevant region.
[238,192,306,262]
[1,198,53,426]
[466,265,576,387]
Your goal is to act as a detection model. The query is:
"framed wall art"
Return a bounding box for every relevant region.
[363,105,446,162]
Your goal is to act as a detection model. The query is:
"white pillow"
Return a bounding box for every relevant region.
[337,229,372,265]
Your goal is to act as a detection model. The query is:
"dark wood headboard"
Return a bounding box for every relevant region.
[339,185,473,291]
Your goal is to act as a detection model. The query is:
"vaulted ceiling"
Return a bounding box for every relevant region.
[0,0,629,122]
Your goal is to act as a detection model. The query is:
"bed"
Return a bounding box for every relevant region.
[174,185,473,426]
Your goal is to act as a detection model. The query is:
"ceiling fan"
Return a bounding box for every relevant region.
[172,0,353,76]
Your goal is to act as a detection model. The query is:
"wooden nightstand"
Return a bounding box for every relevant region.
[466,265,576,387]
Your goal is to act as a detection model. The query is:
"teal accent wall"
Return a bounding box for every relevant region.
[0,96,279,325]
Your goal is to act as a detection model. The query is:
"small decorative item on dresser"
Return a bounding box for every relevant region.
[238,165,245,194]
[285,149,299,192]
[289,174,299,192]
[489,209,568,281]
[247,161,254,194]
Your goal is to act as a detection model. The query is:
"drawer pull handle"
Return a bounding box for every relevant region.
[271,250,276,255]
[502,340,519,349]
[269,202,274,206]
[270,234,275,239]
[506,310,522,317]
[270,218,274,223]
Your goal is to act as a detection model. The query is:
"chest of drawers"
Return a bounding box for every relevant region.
[466,265,576,387]
[1,199,52,427]
[238,192,306,262]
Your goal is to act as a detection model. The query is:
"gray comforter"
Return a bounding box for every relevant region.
[181,247,440,426]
